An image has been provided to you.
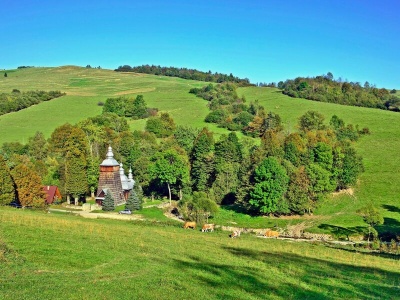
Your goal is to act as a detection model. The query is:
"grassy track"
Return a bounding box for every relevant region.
[1,67,400,235]
[1,208,399,300]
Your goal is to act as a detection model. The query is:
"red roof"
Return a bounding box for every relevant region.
[42,186,62,204]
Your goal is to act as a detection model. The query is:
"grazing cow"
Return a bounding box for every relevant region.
[229,230,241,238]
[202,224,215,232]
[264,230,279,238]
[183,221,196,229]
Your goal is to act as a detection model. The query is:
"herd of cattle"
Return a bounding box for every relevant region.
[183,221,280,239]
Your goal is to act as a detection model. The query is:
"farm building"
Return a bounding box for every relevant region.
[43,186,62,204]
[95,146,135,207]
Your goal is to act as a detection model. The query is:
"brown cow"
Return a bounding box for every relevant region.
[183,221,196,229]
[201,224,215,232]
[264,230,279,238]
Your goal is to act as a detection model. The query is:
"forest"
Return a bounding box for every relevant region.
[0,87,366,219]
[115,64,253,86]
[0,90,65,116]
[279,73,400,111]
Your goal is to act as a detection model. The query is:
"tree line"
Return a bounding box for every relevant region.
[0,90,65,116]
[279,73,400,111]
[0,95,365,217]
[115,64,253,86]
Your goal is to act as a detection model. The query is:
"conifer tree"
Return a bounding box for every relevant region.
[0,155,15,205]
[126,189,141,211]
[102,192,115,211]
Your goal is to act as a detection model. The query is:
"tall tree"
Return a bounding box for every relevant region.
[190,128,215,192]
[0,155,15,205]
[27,131,48,161]
[286,166,311,214]
[249,157,289,215]
[11,163,46,208]
[149,149,189,204]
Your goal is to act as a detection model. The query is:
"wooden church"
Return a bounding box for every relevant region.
[95,146,135,207]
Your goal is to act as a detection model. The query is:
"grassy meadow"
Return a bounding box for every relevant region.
[1,208,399,300]
[0,66,400,235]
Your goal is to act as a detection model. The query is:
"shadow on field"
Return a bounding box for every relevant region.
[318,223,366,240]
[382,204,400,214]
[172,246,399,299]
[376,217,400,241]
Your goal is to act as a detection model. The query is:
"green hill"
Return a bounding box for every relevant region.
[1,66,400,235]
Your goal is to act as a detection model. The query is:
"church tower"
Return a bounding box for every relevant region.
[95,146,125,207]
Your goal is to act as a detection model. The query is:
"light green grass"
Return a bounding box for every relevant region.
[1,208,399,300]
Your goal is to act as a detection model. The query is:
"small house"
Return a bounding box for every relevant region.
[43,186,62,204]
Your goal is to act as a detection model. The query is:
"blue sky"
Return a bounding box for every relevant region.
[2,0,399,88]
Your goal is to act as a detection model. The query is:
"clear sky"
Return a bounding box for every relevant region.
[2,0,399,88]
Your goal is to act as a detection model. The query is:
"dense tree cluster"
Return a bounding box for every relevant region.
[115,65,253,86]
[190,83,264,132]
[0,102,364,217]
[0,90,65,116]
[280,73,400,112]
[102,95,158,119]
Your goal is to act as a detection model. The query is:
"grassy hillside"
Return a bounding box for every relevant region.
[0,66,226,144]
[1,208,399,300]
[1,67,400,235]
[238,87,400,234]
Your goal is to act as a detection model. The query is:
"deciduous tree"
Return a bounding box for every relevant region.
[0,155,15,205]
[249,157,289,214]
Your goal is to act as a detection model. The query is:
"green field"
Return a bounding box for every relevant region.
[0,66,400,235]
[1,208,399,300]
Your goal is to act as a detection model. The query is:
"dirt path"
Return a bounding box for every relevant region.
[49,208,145,221]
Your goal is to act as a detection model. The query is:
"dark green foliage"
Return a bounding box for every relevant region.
[0,90,65,116]
[0,155,15,205]
[116,65,252,85]
[205,109,227,123]
[178,192,218,223]
[281,74,400,112]
[249,157,289,214]
[298,111,325,132]
[306,163,335,201]
[286,166,310,215]
[190,128,215,192]
[103,95,155,119]
[65,156,88,199]
[149,149,190,202]
[102,192,115,211]
[102,97,126,116]
[126,189,141,211]
[337,146,364,189]
[191,83,257,131]
[145,113,176,137]
[27,131,48,161]
[4,72,7,77]
[173,126,200,154]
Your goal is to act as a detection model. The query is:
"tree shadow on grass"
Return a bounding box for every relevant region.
[318,223,367,240]
[382,205,400,214]
[172,246,400,299]
[376,217,400,241]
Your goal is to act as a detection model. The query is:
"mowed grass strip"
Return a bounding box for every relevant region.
[0,208,399,300]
